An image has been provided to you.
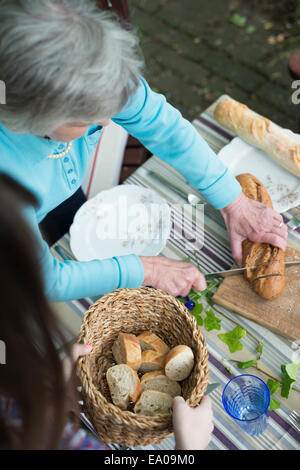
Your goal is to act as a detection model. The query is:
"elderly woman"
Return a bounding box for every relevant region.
[0,0,287,302]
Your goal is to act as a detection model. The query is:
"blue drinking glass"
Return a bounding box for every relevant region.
[222,374,270,436]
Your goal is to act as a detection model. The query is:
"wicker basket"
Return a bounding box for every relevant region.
[77,287,209,447]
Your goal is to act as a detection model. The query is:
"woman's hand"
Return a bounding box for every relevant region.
[220,192,288,266]
[172,396,214,450]
[140,256,207,297]
[62,343,92,383]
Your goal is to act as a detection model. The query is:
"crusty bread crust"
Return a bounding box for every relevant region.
[137,331,170,355]
[112,333,142,370]
[141,371,181,398]
[164,345,194,381]
[236,173,285,300]
[214,97,300,177]
[139,350,166,373]
[106,364,141,410]
[134,390,173,416]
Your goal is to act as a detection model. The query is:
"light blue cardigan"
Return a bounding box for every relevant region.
[0,77,241,301]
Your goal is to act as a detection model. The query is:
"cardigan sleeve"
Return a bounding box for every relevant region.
[24,206,144,302]
[113,76,241,210]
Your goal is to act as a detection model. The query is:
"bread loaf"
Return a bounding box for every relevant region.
[134,390,173,416]
[141,371,181,398]
[164,345,194,381]
[112,333,142,370]
[139,350,166,373]
[137,331,170,355]
[106,364,141,410]
[236,173,285,300]
[214,97,300,177]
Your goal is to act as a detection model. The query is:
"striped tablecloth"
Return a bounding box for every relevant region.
[52,98,300,451]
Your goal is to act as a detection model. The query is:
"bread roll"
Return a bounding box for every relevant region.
[214,97,300,177]
[106,364,141,410]
[141,371,181,398]
[134,390,173,416]
[164,345,194,381]
[236,173,285,300]
[139,350,166,373]
[137,331,170,355]
[112,333,142,370]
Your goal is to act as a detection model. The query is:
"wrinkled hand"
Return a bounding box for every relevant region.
[173,396,214,450]
[220,192,288,266]
[62,343,92,383]
[140,256,207,297]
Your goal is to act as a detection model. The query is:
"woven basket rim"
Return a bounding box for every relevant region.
[77,287,209,440]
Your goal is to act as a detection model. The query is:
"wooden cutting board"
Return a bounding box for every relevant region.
[212,246,300,340]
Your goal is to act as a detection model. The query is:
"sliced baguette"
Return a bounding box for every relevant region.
[139,350,166,373]
[165,345,194,381]
[106,364,141,410]
[137,331,170,355]
[141,371,181,398]
[112,333,142,370]
[134,390,173,416]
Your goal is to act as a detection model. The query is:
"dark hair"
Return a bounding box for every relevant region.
[0,174,76,449]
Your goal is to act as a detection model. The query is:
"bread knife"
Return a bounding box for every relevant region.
[204,260,300,278]
[204,383,221,395]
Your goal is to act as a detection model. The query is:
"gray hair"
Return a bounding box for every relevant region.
[0,0,144,135]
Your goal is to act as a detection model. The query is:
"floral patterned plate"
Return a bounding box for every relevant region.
[70,184,171,261]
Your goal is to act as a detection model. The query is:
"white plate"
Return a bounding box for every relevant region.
[70,185,171,261]
[218,129,300,213]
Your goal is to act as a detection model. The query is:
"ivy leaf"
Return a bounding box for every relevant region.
[267,379,281,411]
[237,359,257,370]
[192,302,204,326]
[269,397,280,411]
[204,309,222,332]
[267,379,280,395]
[281,365,296,399]
[218,326,247,353]
[256,343,264,355]
[285,361,300,380]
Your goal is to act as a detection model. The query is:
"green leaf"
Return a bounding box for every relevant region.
[192,302,204,326]
[218,326,247,353]
[267,379,280,395]
[256,342,264,355]
[204,309,221,332]
[231,13,247,27]
[181,257,191,263]
[281,365,296,399]
[237,359,257,370]
[285,361,300,380]
[269,397,280,411]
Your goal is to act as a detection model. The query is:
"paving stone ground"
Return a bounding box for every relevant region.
[128,0,300,132]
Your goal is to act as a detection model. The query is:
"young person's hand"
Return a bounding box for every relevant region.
[172,396,214,450]
[62,343,92,383]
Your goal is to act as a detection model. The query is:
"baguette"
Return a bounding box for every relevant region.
[139,350,166,373]
[134,390,173,416]
[164,345,194,381]
[214,97,300,177]
[141,371,181,398]
[236,173,285,300]
[137,331,170,355]
[112,333,142,370]
[106,364,141,410]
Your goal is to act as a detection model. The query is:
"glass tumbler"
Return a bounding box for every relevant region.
[222,374,270,436]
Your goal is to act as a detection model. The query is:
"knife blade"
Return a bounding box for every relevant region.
[204,260,300,278]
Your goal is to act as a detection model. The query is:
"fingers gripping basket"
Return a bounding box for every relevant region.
[77,287,209,447]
